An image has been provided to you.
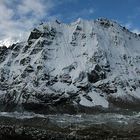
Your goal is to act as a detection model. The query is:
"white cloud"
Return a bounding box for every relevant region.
[0,0,55,46]
[124,22,140,34]
[0,3,14,21]
[18,0,51,18]
[124,22,132,29]
[65,8,95,22]
[132,29,140,34]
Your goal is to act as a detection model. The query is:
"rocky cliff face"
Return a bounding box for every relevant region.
[0,18,140,113]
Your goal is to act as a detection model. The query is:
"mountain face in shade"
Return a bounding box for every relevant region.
[0,18,140,113]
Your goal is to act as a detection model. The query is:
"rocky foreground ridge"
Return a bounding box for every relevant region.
[0,18,140,113]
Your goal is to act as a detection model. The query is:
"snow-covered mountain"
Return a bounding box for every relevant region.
[0,18,140,113]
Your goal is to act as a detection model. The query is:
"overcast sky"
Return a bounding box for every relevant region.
[0,0,140,46]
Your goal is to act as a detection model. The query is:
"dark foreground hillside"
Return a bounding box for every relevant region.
[0,112,140,140]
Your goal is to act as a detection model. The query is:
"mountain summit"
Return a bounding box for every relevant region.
[0,18,140,113]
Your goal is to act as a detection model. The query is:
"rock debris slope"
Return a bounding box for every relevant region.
[0,18,140,113]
